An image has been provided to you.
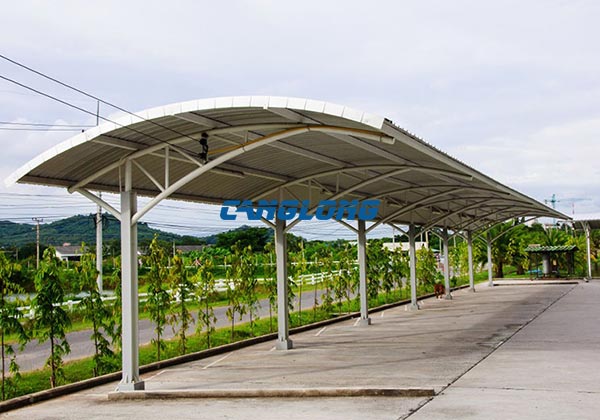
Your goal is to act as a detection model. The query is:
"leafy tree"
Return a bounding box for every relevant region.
[263,243,277,332]
[338,244,357,311]
[390,249,408,295]
[32,247,71,388]
[196,258,217,347]
[168,252,194,355]
[239,245,259,335]
[291,242,309,324]
[145,237,171,361]
[0,252,28,400]
[225,244,247,340]
[108,258,122,352]
[367,241,389,301]
[506,225,529,275]
[319,250,335,316]
[77,244,115,376]
[416,246,440,290]
[216,226,272,252]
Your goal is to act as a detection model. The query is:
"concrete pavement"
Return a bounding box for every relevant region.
[3,281,597,419]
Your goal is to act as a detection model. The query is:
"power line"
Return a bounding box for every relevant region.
[0,127,84,132]
[0,121,94,127]
[0,54,210,154]
[0,73,201,158]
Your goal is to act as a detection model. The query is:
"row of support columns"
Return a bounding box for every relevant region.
[115,198,485,391]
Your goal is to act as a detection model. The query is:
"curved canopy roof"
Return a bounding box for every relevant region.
[5,96,567,232]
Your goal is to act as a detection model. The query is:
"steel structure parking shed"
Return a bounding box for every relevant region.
[5,96,566,391]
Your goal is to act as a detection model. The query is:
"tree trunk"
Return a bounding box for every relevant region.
[205,300,211,348]
[495,260,504,278]
[2,329,5,400]
[50,335,55,388]
[92,317,99,377]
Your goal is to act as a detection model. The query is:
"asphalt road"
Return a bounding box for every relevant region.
[15,287,333,372]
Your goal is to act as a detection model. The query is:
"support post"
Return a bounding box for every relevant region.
[443,228,452,299]
[357,220,371,325]
[467,230,475,292]
[408,223,419,310]
[275,217,293,349]
[487,232,494,287]
[585,223,592,282]
[117,161,144,391]
[96,195,103,294]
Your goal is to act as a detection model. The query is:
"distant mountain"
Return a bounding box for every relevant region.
[0,214,204,248]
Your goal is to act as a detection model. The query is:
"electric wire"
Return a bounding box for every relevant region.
[0,121,95,127]
[0,127,85,132]
[0,73,200,157]
[0,54,220,154]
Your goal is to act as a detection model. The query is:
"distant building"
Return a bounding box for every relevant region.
[54,244,84,261]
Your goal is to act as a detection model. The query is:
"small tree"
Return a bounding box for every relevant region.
[390,249,408,298]
[338,244,356,311]
[368,241,390,302]
[77,244,115,376]
[108,258,122,353]
[32,247,71,388]
[225,244,247,340]
[145,237,170,361]
[168,252,194,355]
[196,258,217,347]
[263,243,277,332]
[416,246,440,291]
[319,251,335,316]
[239,245,259,335]
[0,253,28,400]
[291,242,308,324]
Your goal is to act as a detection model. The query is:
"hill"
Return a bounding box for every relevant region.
[0,214,204,248]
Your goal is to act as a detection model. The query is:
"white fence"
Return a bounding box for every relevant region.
[17,270,344,318]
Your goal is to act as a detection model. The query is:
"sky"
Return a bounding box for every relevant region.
[0,0,599,241]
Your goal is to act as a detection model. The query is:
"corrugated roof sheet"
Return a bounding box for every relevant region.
[5,96,568,232]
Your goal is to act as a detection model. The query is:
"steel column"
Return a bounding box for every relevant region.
[96,198,103,294]
[117,161,143,391]
[408,223,419,310]
[467,230,475,292]
[585,223,592,281]
[357,220,371,325]
[275,217,293,350]
[443,228,452,299]
[487,233,494,287]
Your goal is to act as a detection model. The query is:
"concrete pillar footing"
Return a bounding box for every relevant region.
[468,287,476,293]
[406,303,420,311]
[116,381,145,392]
[276,339,293,350]
[444,293,453,300]
[358,317,371,327]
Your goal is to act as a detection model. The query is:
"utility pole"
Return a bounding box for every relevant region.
[32,217,43,269]
[96,193,103,293]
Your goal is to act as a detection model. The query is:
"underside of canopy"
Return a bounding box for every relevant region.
[6,96,567,231]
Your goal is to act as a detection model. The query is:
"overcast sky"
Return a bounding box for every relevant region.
[1,0,599,240]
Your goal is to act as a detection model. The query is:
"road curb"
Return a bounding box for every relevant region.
[108,387,436,400]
